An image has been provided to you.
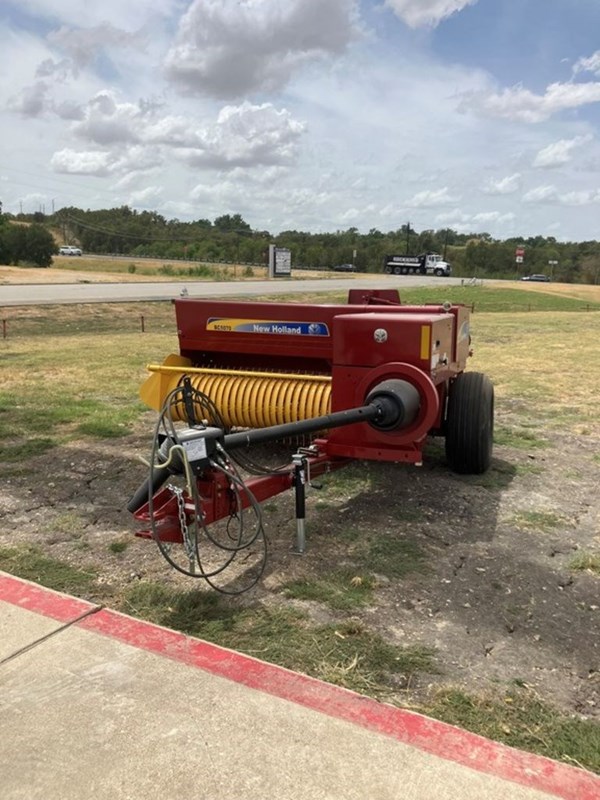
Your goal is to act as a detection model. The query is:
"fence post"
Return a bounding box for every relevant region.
[140,315,145,333]
[2,319,6,339]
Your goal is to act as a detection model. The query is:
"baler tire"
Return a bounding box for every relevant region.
[445,372,494,474]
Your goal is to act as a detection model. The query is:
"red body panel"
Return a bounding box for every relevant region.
[173,294,467,374]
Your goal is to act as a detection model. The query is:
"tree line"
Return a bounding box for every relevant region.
[2,203,600,283]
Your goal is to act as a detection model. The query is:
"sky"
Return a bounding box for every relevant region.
[2,0,600,241]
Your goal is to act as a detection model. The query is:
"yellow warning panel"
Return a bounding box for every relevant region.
[420,325,431,361]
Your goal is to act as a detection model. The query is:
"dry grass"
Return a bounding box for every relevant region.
[2,299,598,436]
[0,258,271,284]
[1,330,176,400]
[499,280,600,303]
[0,259,345,284]
[472,311,600,435]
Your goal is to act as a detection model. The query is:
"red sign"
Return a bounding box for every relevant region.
[515,247,525,257]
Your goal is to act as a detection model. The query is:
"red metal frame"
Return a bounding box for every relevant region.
[134,452,348,543]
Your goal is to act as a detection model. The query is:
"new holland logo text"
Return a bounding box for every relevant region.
[207,318,330,336]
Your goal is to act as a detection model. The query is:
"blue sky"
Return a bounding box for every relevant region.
[2,0,600,241]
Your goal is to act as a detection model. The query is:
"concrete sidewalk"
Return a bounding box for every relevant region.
[1,573,598,800]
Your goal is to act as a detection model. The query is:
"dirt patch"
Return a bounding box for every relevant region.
[1,416,598,719]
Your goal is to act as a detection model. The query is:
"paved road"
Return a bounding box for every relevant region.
[0,275,468,306]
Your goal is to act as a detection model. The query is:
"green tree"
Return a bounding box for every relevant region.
[214,213,251,232]
[5,225,27,264]
[0,222,56,267]
[24,224,56,267]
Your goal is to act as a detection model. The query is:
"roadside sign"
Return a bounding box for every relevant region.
[268,244,291,278]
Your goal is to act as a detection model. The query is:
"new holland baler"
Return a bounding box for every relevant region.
[128,289,493,592]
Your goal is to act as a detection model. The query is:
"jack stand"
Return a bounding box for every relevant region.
[292,453,307,554]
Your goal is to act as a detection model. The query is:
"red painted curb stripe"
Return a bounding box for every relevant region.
[0,572,97,620]
[2,573,599,800]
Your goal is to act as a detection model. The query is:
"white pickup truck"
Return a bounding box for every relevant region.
[383,252,451,277]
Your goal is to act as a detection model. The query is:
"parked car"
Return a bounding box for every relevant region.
[59,245,82,256]
[521,274,550,282]
[332,263,356,272]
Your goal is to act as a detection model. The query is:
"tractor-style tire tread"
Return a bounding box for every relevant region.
[445,372,494,475]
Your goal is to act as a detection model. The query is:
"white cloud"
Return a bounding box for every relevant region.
[55,100,85,121]
[435,209,516,231]
[164,0,359,98]
[462,81,600,123]
[50,148,115,176]
[72,92,143,145]
[173,102,306,169]
[522,185,600,206]
[112,146,162,173]
[4,0,600,240]
[47,24,145,70]
[50,143,160,177]
[408,187,459,207]
[7,81,51,117]
[48,91,305,177]
[573,51,600,77]
[560,190,600,206]
[522,185,559,203]
[471,211,515,224]
[111,167,160,192]
[533,135,592,168]
[128,185,163,207]
[35,57,73,80]
[13,0,177,31]
[482,173,521,195]
[226,166,289,185]
[384,0,477,28]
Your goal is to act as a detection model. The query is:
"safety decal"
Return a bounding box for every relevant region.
[207,318,330,336]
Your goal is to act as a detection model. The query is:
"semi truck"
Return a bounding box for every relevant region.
[383,252,451,277]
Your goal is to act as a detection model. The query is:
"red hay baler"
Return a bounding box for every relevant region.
[128,289,493,592]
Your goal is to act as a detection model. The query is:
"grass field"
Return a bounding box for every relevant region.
[1,283,599,772]
[1,286,598,444]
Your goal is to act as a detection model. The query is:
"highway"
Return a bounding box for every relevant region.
[0,275,468,306]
